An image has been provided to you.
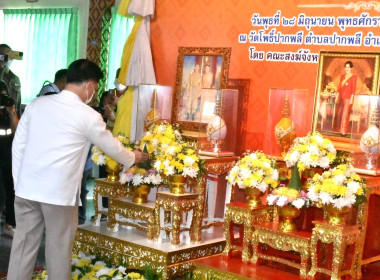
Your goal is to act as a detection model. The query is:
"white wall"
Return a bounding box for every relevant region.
[0,0,90,58]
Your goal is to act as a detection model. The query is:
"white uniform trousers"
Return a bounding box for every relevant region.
[7,196,78,280]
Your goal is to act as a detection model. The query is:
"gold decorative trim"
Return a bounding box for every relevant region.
[192,261,253,280]
[74,227,225,279]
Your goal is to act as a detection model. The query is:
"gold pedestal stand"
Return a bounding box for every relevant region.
[92,179,132,226]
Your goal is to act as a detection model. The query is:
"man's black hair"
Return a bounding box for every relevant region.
[54,69,68,82]
[66,59,103,84]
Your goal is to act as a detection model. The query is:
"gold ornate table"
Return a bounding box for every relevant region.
[92,178,132,226]
[108,197,156,240]
[308,220,361,280]
[223,202,274,262]
[251,221,312,279]
[190,155,238,242]
[154,191,199,246]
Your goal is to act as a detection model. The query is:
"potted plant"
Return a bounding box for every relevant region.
[307,164,367,225]
[91,135,135,182]
[284,132,337,186]
[226,151,279,208]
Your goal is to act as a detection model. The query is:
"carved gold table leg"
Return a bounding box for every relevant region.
[332,237,346,280]
[242,219,252,262]
[171,206,181,246]
[250,231,259,264]
[223,208,233,256]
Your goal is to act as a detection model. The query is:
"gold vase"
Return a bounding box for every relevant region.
[133,184,151,203]
[278,206,301,233]
[105,164,122,182]
[326,204,350,225]
[245,187,264,209]
[168,174,187,194]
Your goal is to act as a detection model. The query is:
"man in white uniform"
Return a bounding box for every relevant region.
[7,59,148,280]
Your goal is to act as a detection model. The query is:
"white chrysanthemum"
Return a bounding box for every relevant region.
[71,257,80,265]
[308,144,320,155]
[263,161,271,168]
[333,174,345,185]
[174,130,182,139]
[271,169,279,181]
[257,182,268,192]
[249,153,258,160]
[117,266,127,274]
[78,251,94,260]
[319,192,333,204]
[95,268,111,277]
[151,174,163,185]
[292,198,306,209]
[97,154,106,165]
[286,151,300,167]
[333,194,355,209]
[300,153,312,168]
[166,165,175,175]
[239,167,252,180]
[143,176,152,184]
[72,269,81,275]
[151,137,159,146]
[184,156,196,166]
[318,157,330,168]
[325,143,336,153]
[119,173,129,184]
[158,125,166,133]
[132,174,144,186]
[237,182,247,189]
[314,134,324,144]
[94,260,107,266]
[266,194,277,205]
[277,196,288,207]
[154,160,162,171]
[166,146,176,155]
[307,187,319,201]
[161,143,169,151]
[347,181,360,194]
[182,167,198,178]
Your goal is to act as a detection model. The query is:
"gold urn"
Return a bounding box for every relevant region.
[326,204,350,225]
[274,95,296,154]
[245,187,264,209]
[168,174,187,194]
[278,205,301,233]
[133,184,151,203]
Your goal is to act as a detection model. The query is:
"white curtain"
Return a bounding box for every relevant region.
[2,8,78,103]
[107,7,134,90]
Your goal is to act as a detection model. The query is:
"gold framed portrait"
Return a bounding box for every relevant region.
[312,50,380,146]
[172,46,231,132]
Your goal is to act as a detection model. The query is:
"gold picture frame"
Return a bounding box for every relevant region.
[311,50,380,148]
[172,46,231,132]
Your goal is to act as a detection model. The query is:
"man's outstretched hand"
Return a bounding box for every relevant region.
[133,149,149,164]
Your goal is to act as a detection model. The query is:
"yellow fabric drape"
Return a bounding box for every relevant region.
[118,16,143,85]
[113,86,134,137]
[117,0,131,17]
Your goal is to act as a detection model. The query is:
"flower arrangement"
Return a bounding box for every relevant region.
[91,135,135,169]
[139,122,182,156]
[226,151,279,192]
[119,166,163,187]
[32,251,160,280]
[267,187,311,209]
[284,132,336,172]
[307,164,367,209]
[153,141,203,178]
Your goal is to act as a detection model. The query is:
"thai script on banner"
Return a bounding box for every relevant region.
[242,10,380,63]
